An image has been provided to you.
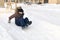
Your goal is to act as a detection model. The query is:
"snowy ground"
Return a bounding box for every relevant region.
[0,4,60,40]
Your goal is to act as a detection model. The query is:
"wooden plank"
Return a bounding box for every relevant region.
[0,0,4,7]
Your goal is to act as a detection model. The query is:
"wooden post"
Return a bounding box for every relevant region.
[42,0,44,4]
[57,0,60,4]
[0,0,4,7]
[18,0,20,3]
[8,0,11,6]
[15,0,17,8]
[33,0,35,3]
[26,0,28,2]
[23,0,24,2]
[7,0,11,8]
[29,0,31,2]
[38,0,40,2]
[48,0,57,4]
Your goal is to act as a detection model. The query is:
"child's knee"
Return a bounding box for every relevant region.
[25,17,29,21]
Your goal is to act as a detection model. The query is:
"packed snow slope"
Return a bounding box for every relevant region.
[0,4,60,40]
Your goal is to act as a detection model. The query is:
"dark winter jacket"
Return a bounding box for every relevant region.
[9,9,24,21]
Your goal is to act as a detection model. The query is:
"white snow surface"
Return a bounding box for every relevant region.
[0,4,60,40]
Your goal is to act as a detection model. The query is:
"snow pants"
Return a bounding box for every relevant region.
[15,17,29,27]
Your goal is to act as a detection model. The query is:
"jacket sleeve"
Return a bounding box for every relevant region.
[9,10,19,20]
[9,13,16,21]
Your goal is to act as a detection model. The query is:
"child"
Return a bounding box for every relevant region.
[8,6,32,28]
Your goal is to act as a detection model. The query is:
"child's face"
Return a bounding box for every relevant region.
[19,12,22,14]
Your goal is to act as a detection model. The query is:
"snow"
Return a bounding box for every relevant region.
[0,25,13,40]
[0,4,60,40]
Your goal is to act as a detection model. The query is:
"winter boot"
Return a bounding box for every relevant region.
[28,21,32,25]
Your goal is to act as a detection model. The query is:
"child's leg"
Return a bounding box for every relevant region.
[15,19,21,26]
[15,18,26,27]
[24,17,29,24]
[19,18,26,27]
[24,17,32,25]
